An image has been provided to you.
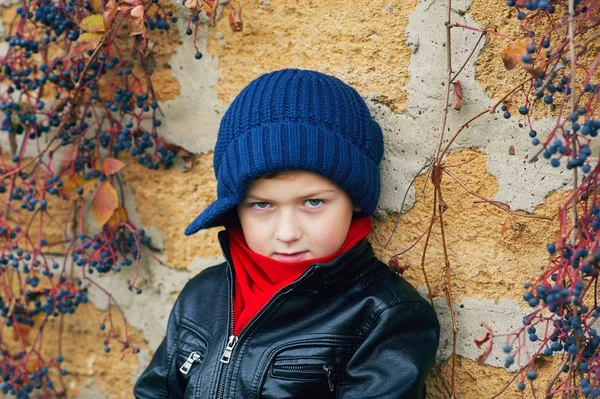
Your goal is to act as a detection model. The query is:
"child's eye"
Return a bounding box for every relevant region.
[305,199,323,208]
[251,202,271,209]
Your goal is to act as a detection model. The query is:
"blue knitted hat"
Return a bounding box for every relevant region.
[184,69,384,235]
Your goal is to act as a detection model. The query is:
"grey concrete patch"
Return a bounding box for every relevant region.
[373,0,570,215]
[86,253,222,350]
[155,0,226,155]
[434,296,540,369]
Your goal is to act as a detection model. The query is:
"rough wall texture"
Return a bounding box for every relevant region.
[206,0,418,113]
[0,0,583,397]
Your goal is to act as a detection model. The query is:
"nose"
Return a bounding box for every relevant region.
[275,210,302,243]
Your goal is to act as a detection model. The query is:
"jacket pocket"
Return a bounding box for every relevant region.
[261,339,355,398]
[175,319,210,380]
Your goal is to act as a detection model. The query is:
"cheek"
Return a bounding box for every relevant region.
[309,208,354,252]
[237,210,272,255]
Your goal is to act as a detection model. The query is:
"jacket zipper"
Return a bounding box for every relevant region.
[273,364,335,392]
[323,365,335,392]
[213,233,318,398]
[179,351,202,375]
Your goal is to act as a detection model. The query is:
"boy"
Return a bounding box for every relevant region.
[134,69,439,398]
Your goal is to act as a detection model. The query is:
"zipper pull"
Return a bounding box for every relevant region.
[219,335,239,364]
[179,351,201,375]
[323,365,334,392]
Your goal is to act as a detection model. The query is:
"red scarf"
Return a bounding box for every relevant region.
[226,217,372,335]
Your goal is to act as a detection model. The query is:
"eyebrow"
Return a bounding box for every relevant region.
[245,189,338,201]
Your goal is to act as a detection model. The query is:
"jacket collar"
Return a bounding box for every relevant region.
[217,230,376,287]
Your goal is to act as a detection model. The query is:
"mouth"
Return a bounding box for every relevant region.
[273,251,308,262]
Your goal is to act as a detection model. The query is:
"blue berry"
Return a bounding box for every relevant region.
[194,52,203,60]
[526,369,537,380]
[522,54,533,63]
[503,111,511,119]
[550,158,560,167]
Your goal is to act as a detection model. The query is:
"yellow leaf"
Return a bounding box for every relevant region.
[93,181,119,227]
[80,32,104,43]
[80,14,105,33]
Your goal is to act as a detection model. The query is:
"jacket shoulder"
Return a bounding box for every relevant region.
[364,259,431,309]
[177,262,228,306]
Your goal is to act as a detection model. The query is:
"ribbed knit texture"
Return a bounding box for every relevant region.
[185,69,384,235]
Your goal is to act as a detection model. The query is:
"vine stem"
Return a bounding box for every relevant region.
[438,1,457,396]
[568,0,578,246]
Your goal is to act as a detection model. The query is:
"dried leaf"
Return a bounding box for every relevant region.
[229,7,243,32]
[501,39,528,70]
[102,157,125,175]
[141,52,156,75]
[12,322,32,342]
[185,0,203,13]
[388,256,409,275]
[475,322,494,365]
[103,0,117,30]
[128,5,146,36]
[474,331,492,348]
[133,34,148,54]
[60,146,79,172]
[452,81,463,111]
[93,181,119,227]
[182,154,196,171]
[9,132,17,155]
[523,63,545,79]
[107,205,128,230]
[25,354,44,373]
[61,175,98,200]
[89,0,102,11]
[80,14,105,33]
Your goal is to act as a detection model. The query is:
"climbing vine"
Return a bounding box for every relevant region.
[394,0,600,396]
[0,0,241,396]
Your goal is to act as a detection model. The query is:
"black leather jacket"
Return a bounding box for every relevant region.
[134,232,440,398]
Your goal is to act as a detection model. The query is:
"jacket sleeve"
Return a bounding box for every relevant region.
[134,296,185,399]
[338,300,440,399]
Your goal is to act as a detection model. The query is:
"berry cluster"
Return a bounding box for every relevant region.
[469,0,600,396]
[0,0,193,395]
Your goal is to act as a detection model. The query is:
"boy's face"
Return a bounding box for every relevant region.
[236,171,359,262]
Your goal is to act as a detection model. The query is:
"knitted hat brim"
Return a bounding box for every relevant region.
[184,122,381,236]
[184,196,239,235]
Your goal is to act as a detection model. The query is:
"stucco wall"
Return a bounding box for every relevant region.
[0,0,580,397]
